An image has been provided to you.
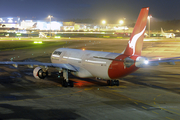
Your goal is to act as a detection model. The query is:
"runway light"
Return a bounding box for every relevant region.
[55,36,61,38]
[16,33,21,36]
[82,48,85,51]
[34,41,42,44]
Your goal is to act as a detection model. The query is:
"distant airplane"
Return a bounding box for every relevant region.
[161,28,175,38]
[1,7,180,87]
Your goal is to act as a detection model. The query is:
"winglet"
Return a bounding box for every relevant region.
[123,7,149,56]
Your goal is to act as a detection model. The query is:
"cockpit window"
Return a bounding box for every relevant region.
[53,51,62,55]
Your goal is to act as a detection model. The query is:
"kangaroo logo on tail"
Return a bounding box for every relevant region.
[128,26,146,55]
[123,7,149,56]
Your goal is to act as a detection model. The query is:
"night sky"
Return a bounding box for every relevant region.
[0,0,180,22]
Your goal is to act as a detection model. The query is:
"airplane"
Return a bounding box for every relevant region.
[0,7,180,87]
[161,28,175,38]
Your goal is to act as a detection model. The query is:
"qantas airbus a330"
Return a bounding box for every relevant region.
[0,7,180,87]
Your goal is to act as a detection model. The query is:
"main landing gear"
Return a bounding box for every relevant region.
[60,70,74,87]
[107,80,119,86]
[62,80,74,87]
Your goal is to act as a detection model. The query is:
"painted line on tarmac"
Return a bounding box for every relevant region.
[152,111,159,115]
[100,89,180,116]
[110,90,122,92]
[84,88,93,91]
[134,102,138,105]
[165,117,174,120]
[153,93,180,116]
[142,106,147,109]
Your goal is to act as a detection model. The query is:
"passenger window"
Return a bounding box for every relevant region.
[53,51,62,55]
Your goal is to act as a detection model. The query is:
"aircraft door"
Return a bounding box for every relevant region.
[59,51,67,63]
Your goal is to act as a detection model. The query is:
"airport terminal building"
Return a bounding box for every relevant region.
[0,17,129,31]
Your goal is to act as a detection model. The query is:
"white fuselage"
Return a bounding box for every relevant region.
[161,28,175,38]
[51,48,121,79]
[163,33,175,38]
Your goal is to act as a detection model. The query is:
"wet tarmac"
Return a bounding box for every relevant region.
[0,38,180,120]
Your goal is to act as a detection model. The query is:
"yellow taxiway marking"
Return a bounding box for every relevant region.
[142,106,147,109]
[154,102,156,105]
[128,98,132,100]
[108,86,118,88]
[101,89,180,116]
[152,111,159,115]
[84,88,93,91]
[154,98,156,100]
[110,90,122,92]
[134,102,138,105]
[108,86,126,89]
[157,94,161,97]
[165,117,174,120]
[157,105,180,116]
[108,86,114,88]
[119,86,127,88]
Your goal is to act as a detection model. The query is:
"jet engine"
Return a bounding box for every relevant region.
[135,57,149,68]
[33,67,48,79]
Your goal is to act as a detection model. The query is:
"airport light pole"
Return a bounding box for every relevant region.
[148,15,152,37]
[119,20,124,34]
[48,15,53,38]
[119,20,124,25]
[102,20,106,30]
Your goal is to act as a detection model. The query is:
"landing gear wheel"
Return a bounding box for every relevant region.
[62,80,74,87]
[107,80,110,86]
[110,80,114,86]
[107,80,120,86]
[69,81,74,87]
[115,80,119,86]
[62,80,68,87]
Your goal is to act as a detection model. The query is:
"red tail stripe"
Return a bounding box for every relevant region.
[124,7,149,56]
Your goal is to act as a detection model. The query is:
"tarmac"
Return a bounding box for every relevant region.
[0,37,180,120]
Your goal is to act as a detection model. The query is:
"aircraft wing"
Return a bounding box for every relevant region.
[0,61,78,72]
[147,57,180,66]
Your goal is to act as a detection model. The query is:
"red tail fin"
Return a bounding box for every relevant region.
[123,7,149,56]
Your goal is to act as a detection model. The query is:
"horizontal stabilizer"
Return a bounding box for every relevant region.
[147,57,180,66]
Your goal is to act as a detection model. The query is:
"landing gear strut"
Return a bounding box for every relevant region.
[61,69,74,87]
[107,80,119,86]
[62,80,74,87]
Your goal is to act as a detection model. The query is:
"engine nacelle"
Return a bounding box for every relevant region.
[33,67,48,79]
[135,57,149,68]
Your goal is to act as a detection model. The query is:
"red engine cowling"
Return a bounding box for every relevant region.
[33,67,48,79]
